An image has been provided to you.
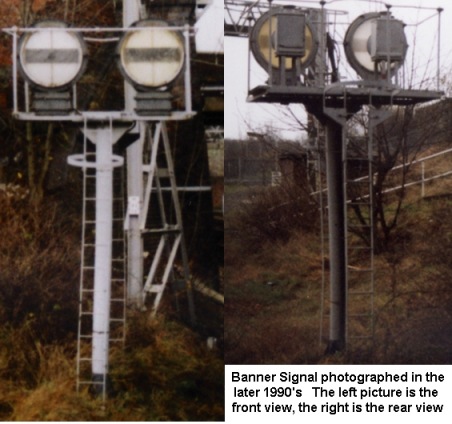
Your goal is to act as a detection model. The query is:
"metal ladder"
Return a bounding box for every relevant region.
[75,127,127,397]
[140,122,195,323]
[315,122,330,346]
[343,126,375,348]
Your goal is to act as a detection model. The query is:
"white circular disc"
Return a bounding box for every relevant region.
[120,28,184,88]
[350,20,374,72]
[20,29,84,88]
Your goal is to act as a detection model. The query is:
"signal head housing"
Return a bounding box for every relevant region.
[344,12,408,81]
[117,20,185,91]
[250,7,319,83]
[18,21,88,91]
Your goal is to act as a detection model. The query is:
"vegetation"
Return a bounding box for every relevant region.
[225,140,452,365]
[346,103,451,251]
[0,191,224,421]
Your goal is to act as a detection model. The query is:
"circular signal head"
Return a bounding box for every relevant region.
[344,12,408,80]
[118,20,185,90]
[250,8,318,74]
[18,21,87,90]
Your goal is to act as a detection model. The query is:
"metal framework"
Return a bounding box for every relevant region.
[3,19,200,397]
[241,2,444,353]
[225,1,269,37]
[133,122,196,319]
[3,25,195,123]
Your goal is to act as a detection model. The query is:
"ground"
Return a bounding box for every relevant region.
[224,178,452,365]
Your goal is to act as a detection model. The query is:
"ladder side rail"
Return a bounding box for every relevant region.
[367,112,376,344]
[143,236,167,292]
[316,124,328,346]
[151,234,183,316]
[161,123,195,323]
[140,123,163,230]
[343,125,351,344]
[76,116,90,392]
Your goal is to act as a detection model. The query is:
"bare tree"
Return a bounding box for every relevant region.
[346,100,449,251]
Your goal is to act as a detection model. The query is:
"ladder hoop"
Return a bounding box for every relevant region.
[68,153,124,169]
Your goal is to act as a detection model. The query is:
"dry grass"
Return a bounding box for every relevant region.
[0,193,224,421]
[0,315,224,421]
[225,174,452,364]
[225,230,325,364]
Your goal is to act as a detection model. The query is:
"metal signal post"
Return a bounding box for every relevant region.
[4,1,197,398]
[245,3,444,353]
[123,0,145,310]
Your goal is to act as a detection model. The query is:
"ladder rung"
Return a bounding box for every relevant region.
[78,380,105,386]
[348,244,372,250]
[143,227,181,235]
[348,335,373,340]
[348,202,371,206]
[348,223,371,228]
[157,169,170,177]
[348,247,372,252]
[348,268,373,272]
[349,290,374,295]
[84,241,124,247]
[347,182,370,186]
[348,313,373,318]
[146,285,164,294]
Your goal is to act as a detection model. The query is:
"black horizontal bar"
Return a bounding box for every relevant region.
[124,48,182,62]
[25,48,80,63]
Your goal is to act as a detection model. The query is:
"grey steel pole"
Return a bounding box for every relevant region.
[91,127,114,392]
[325,119,346,353]
[124,0,145,308]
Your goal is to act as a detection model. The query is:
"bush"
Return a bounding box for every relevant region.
[228,181,319,250]
[0,193,80,343]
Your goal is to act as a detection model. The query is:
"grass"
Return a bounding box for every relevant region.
[225,225,325,364]
[0,315,224,421]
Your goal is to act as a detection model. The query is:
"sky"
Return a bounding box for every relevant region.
[195,0,224,54]
[225,0,452,141]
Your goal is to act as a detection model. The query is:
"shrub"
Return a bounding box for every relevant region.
[0,192,80,343]
[228,181,319,250]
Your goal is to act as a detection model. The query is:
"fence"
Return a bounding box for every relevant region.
[353,146,452,198]
[224,158,278,185]
[386,147,452,197]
